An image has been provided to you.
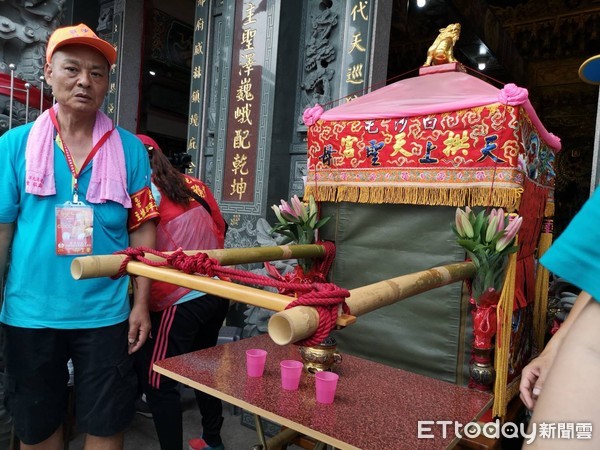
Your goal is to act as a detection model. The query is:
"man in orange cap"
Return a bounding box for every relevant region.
[45,22,118,67]
[0,23,158,449]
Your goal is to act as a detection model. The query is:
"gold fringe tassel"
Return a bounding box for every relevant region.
[492,244,518,420]
[533,221,553,353]
[305,185,524,210]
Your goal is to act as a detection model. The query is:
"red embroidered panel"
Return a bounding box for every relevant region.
[306,104,556,210]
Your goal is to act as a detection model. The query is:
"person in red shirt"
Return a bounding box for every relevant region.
[136,135,229,450]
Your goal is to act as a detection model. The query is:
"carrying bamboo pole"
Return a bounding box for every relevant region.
[71,244,325,280]
[122,262,296,311]
[72,245,352,328]
[72,249,475,345]
[268,262,476,345]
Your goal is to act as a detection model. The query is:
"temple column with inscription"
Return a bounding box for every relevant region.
[97,0,143,131]
[186,0,392,246]
[188,0,286,249]
[185,0,392,332]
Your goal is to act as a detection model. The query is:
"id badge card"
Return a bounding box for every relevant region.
[56,202,94,255]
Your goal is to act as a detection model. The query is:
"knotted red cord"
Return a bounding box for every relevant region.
[111,246,168,279]
[112,241,350,346]
[285,282,351,346]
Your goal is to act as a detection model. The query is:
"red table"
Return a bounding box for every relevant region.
[153,334,492,450]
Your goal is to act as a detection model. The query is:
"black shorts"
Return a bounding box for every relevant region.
[3,321,137,445]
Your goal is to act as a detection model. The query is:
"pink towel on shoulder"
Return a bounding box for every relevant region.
[25,104,132,208]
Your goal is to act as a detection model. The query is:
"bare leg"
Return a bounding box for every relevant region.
[83,432,124,450]
[20,426,63,450]
[525,300,600,448]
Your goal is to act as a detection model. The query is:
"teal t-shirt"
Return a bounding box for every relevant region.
[0,122,152,328]
[541,188,600,303]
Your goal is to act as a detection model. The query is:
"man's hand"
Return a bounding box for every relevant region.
[127,302,150,354]
[519,291,591,411]
[127,219,155,354]
[519,351,555,410]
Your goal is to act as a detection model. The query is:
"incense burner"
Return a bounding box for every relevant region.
[298,336,342,373]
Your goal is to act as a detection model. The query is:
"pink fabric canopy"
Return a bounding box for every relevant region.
[315,70,561,151]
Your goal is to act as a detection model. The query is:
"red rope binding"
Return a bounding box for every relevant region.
[112,242,350,346]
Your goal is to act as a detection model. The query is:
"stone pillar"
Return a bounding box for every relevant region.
[288,0,393,197]
[182,0,394,332]
[187,0,285,248]
[99,0,143,131]
[115,0,143,131]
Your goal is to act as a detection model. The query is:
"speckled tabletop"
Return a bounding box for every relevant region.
[154,334,492,450]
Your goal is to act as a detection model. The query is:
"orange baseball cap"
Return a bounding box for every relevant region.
[46,23,117,66]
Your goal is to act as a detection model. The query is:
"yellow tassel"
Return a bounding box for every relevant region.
[304,185,525,209]
[544,200,555,217]
[534,221,553,352]
[492,243,518,420]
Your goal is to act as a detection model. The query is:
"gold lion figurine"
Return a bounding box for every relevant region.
[423,23,461,66]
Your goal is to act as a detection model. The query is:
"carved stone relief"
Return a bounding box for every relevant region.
[297,1,339,132]
[0,0,64,133]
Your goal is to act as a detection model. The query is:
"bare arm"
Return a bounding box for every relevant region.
[126,220,156,354]
[519,290,592,409]
[525,299,600,448]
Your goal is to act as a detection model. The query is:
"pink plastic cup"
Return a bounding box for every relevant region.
[315,371,339,404]
[246,349,267,377]
[280,360,304,391]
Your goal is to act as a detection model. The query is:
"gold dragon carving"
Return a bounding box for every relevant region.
[423,23,462,66]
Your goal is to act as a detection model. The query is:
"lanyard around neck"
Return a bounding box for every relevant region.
[49,107,114,202]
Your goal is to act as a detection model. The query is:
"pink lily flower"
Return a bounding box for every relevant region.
[271,204,289,225]
[493,208,506,233]
[455,208,474,238]
[278,199,296,218]
[290,195,308,221]
[496,216,523,251]
[485,214,499,243]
